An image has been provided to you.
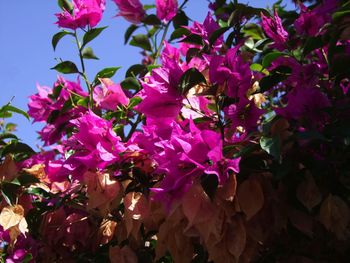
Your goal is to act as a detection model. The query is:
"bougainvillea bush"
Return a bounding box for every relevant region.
[0,0,350,262]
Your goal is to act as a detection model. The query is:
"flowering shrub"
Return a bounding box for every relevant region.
[1,0,350,262]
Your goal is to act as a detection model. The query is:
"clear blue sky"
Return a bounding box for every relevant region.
[0,0,283,149]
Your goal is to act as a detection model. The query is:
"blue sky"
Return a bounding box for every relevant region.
[0,0,281,149]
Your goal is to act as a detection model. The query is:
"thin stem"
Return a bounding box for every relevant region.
[179,0,190,10]
[125,114,143,142]
[153,22,170,64]
[144,25,157,54]
[73,31,94,108]
[153,0,190,64]
[216,97,225,142]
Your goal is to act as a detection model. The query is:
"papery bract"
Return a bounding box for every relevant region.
[40,207,91,255]
[84,171,120,211]
[151,120,240,206]
[113,0,145,24]
[63,110,125,178]
[181,12,222,53]
[294,0,338,36]
[261,10,288,51]
[156,0,178,21]
[225,99,264,133]
[135,44,184,125]
[275,87,331,127]
[55,0,106,29]
[93,78,129,110]
[28,84,53,123]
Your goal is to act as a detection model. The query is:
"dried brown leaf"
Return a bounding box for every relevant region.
[109,245,138,263]
[319,194,350,240]
[0,155,18,182]
[237,179,264,220]
[296,172,322,211]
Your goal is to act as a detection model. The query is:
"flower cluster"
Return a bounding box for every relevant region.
[1,0,350,262]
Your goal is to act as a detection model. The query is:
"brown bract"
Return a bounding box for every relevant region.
[0,205,28,245]
[0,155,18,182]
[237,178,264,220]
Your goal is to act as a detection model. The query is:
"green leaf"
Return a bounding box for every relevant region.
[0,133,18,141]
[186,48,201,63]
[225,31,236,48]
[228,4,269,26]
[1,141,35,157]
[26,187,52,199]
[143,4,156,10]
[124,24,139,45]
[58,0,73,12]
[147,64,161,72]
[93,67,121,84]
[47,110,60,124]
[82,27,107,48]
[172,10,189,29]
[259,65,291,92]
[244,37,255,50]
[126,64,147,78]
[18,173,40,186]
[180,34,203,45]
[77,97,89,108]
[21,253,33,263]
[142,14,161,25]
[147,26,158,38]
[329,52,350,78]
[178,68,207,95]
[1,182,21,205]
[296,130,328,142]
[121,77,141,91]
[5,123,16,132]
[332,10,350,23]
[82,47,99,60]
[262,51,285,68]
[50,84,64,99]
[52,31,72,51]
[0,105,29,120]
[128,97,142,109]
[169,27,190,42]
[0,111,12,118]
[303,36,324,55]
[260,136,281,160]
[209,26,230,46]
[250,63,263,72]
[201,173,218,200]
[242,23,264,40]
[232,144,260,158]
[129,34,152,51]
[51,61,79,74]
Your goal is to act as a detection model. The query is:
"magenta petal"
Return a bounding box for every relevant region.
[156,0,178,21]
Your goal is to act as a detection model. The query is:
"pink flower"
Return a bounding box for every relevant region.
[28,84,54,123]
[294,0,338,36]
[55,0,106,30]
[113,0,145,24]
[261,10,288,51]
[28,77,88,145]
[209,47,252,99]
[135,69,183,125]
[181,13,222,54]
[93,78,129,110]
[40,208,91,256]
[135,43,184,125]
[225,99,265,132]
[276,87,331,127]
[151,120,240,206]
[62,110,125,178]
[156,0,178,21]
